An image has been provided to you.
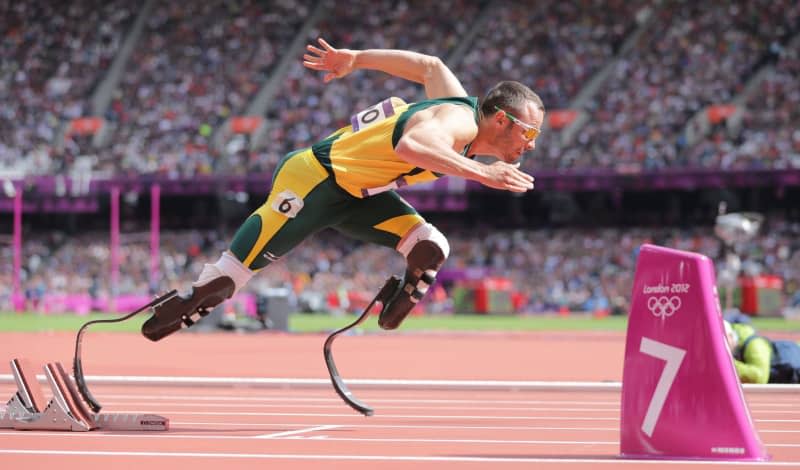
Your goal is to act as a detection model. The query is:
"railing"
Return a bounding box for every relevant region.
[2,169,798,213]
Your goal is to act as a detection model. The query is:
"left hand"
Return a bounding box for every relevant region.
[302,37,357,83]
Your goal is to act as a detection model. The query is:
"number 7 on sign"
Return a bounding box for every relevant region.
[639,337,687,438]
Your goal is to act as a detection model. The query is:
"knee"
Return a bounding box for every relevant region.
[397,222,450,262]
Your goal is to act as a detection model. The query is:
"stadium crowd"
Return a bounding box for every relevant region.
[539,0,800,172]
[2,0,799,178]
[102,0,309,177]
[2,1,800,319]
[1,0,135,175]
[4,220,800,315]
[685,38,800,170]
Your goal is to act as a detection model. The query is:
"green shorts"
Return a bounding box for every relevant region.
[230,149,426,270]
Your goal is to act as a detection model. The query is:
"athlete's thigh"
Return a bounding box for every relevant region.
[334,191,425,249]
[231,150,350,270]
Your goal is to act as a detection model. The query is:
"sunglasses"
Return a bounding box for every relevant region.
[494,106,541,140]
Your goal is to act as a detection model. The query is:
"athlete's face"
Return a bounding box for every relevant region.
[491,102,544,163]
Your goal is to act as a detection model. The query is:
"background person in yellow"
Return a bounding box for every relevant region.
[724,319,800,384]
[142,37,543,341]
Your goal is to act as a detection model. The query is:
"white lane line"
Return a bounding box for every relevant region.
[0,431,614,445]
[92,401,800,415]
[172,422,621,431]
[4,375,794,396]
[51,392,797,405]
[0,449,794,465]
[85,394,625,406]
[109,410,800,424]
[255,425,340,439]
[97,402,621,412]
[2,431,797,448]
[295,437,617,445]
[95,408,800,425]
[107,410,621,420]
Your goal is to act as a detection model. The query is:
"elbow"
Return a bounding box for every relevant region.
[422,56,446,80]
[427,55,446,71]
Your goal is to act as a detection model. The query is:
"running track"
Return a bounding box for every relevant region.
[0,330,798,469]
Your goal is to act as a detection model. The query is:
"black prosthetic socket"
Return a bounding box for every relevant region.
[378,240,445,330]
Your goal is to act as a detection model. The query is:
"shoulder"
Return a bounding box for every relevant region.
[429,97,479,129]
[742,335,773,359]
[406,103,477,144]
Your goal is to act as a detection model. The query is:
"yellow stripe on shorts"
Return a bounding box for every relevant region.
[373,214,424,240]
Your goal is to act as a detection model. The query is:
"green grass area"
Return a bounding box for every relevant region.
[1,311,798,334]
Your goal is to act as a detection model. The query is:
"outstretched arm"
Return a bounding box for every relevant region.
[302,37,467,99]
[395,105,535,193]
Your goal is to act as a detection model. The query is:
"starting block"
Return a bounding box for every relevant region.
[620,244,767,461]
[0,358,168,432]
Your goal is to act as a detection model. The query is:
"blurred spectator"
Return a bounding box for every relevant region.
[4,218,800,315]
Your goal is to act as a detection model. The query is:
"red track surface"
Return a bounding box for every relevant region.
[1,330,798,469]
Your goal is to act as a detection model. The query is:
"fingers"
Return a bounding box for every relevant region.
[515,171,535,191]
[302,60,325,71]
[506,179,534,192]
[502,165,534,192]
[306,44,325,56]
[317,37,334,51]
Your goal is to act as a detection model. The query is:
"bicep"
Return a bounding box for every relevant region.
[395,120,455,161]
[423,58,468,99]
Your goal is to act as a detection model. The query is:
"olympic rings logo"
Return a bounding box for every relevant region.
[647,296,681,318]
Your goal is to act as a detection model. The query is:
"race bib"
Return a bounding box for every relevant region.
[271,190,304,218]
[350,98,400,132]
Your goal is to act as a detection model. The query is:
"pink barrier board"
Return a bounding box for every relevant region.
[620,244,767,461]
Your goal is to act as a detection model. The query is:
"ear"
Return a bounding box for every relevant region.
[494,110,506,126]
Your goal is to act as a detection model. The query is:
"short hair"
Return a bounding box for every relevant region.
[479,81,545,119]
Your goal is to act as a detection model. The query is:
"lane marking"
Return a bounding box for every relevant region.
[5,421,797,435]
[71,394,625,405]
[255,425,340,439]
[2,431,798,448]
[0,449,794,465]
[172,422,621,431]
[0,431,615,445]
[103,409,800,424]
[2,375,795,394]
[105,410,621,420]
[91,400,800,415]
[97,401,622,412]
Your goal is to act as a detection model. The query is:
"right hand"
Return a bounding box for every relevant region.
[302,37,357,83]
[481,161,535,193]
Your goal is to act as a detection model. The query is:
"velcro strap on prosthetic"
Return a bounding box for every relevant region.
[379,238,447,330]
[181,309,210,328]
[404,269,437,303]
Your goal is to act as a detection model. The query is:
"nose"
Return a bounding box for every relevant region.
[526,139,536,151]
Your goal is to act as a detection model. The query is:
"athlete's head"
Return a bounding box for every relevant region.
[724,320,739,353]
[479,81,545,163]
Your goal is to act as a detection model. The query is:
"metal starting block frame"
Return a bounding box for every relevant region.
[0,358,168,432]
